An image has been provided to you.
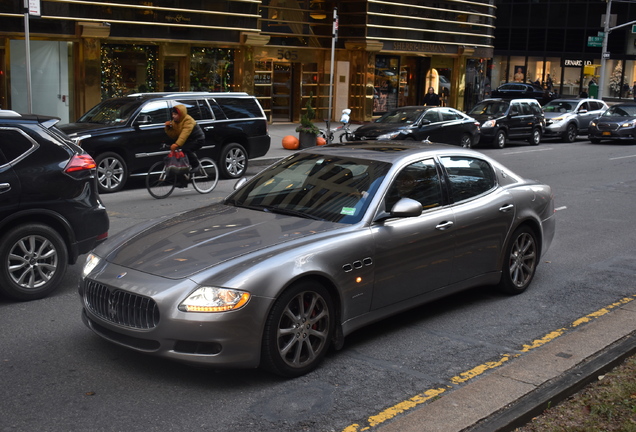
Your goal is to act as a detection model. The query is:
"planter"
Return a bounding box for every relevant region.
[298,131,317,149]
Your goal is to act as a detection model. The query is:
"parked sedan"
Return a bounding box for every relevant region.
[350,106,480,148]
[588,103,636,144]
[492,82,557,105]
[543,98,608,142]
[80,143,555,377]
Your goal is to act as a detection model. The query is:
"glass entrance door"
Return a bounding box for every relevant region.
[272,62,292,121]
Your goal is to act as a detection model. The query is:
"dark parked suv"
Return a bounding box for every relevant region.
[59,92,270,193]
[0,110,109,301]
[467,98,545,149]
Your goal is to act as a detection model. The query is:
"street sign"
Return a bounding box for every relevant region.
[632,24,636,33]
[587,36,603,47]
[603,52,610,59]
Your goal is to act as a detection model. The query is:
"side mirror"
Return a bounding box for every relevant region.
[234,177,249,190]
[419,119,431,126]
[135,115,152,126]
[578,109,588,114]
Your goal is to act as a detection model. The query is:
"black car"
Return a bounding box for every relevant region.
[491,82,557,105]
[468,98,545,148]
[0,110,109,301]
[59,92,270,193]
[350,106,480,147]
[588,103,636,144]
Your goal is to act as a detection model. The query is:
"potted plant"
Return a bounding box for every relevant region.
[296,93,321,148]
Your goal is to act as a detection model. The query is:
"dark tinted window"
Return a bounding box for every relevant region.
[441,109,461,121]
[207,99,227,120]
[440,156,495,202]
[140,101,170,124]
[0,128,36,163]
[386,159,442,210]
[216,97,263,119]
[175,100,203,120]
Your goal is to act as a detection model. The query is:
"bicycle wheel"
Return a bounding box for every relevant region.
[191,157,219,194]
[146,161,175,199]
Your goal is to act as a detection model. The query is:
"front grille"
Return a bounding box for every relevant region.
[83,280,160,329]
[598,123,619,131]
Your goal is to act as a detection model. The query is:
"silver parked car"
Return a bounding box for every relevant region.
[80,143,555,377]
[542,98,608,142]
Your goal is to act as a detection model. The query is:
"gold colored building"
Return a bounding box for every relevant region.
[0,0,495,124]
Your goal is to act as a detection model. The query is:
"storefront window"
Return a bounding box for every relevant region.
[374,55,399,115]
[101,44,157,99]
[190,47,234,92]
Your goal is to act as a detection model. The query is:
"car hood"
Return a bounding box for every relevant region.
[469,113,501,124]
[58,122,124,136]
[595,115,635,123]
[98,203,343,279]
[354,123,410,138]
[543,112,573,120]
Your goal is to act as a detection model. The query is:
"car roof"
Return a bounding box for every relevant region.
[546,98,602,104]
[125,91,251,99]
[0,110,61,126]
[295,141,481,165]
[479,98,538,104]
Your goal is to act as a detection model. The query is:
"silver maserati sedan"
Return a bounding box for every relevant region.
[80,143,555,377]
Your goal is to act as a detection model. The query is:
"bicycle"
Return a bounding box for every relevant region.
[318,109,354,143]
[146,148,219,199]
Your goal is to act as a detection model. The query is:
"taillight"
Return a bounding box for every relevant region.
[65,154,96,173]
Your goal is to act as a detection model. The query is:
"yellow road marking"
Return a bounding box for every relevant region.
[342,295,636,431]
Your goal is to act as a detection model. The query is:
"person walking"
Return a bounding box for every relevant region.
[423,87,441,106]
[164,104,205,187]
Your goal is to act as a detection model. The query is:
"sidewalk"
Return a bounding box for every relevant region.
[252,122,636,432]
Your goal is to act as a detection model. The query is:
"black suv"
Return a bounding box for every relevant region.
[59,92,270,193]
[467,98,545,149]
[0,110,109,301]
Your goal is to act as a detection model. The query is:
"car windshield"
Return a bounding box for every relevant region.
[543,101,574,113]
[602,105,636,117]
[374,108,425,124]
[77,99,140,125]
[227,152,391,224]
[468,101,508,116]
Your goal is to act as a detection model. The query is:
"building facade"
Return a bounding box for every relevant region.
[0,0,495,123]
[493,0,636,101]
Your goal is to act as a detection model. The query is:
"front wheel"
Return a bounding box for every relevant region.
[146,161,175,199]
[562,124,578,143]
[95,152,128,193]
[261,281,334,377]
[191,158,219,194]
[528,128,542,145]
[497,226,538,295]
[219,143,247,179]
[493,130,506,149]
[0,224,68,301]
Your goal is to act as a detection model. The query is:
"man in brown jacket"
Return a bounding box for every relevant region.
[165,104,205,184]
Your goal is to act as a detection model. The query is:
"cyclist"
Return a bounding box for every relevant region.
[164,104,204,187]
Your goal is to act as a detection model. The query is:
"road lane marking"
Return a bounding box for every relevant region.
[341,295,636,432]
[555,206,567,211]
[609,154,636,160]
[502,147,554,155]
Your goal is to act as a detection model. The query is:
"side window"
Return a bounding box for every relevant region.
[530,103,542,115]
[216,97,262,119]
[579,102,589,111]
[207,99,227,120]
[510,103,520,115]
[440,156,496,202]
[441,109,460,121]
[520,102,532,115]
[385,159,442,211]
[175,100,203,120]
[422,110,440,123]
[196,100,214,120]
[140,101,170,124]
[0,128,37,164]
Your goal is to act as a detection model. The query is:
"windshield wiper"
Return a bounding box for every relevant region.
[260,205,325,221]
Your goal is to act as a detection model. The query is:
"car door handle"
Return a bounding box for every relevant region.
[499,204,514,212]
[203,126,214,131]
[435,221,454,230]
[0,183,11,193]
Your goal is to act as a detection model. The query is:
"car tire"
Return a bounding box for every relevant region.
[95,152,128,193]
[460,134,473,148]
[261,280,334,377]
[528,128,542,145]
[493,130,506,149]
[497,226,538,295]
[562,124,578,143]
[219,143,248,179]
[0,223,68,301]
[590,138,601,144]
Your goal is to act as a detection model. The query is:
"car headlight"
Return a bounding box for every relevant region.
[377,131,403,140]
[482,120,496,128]
[83,253,101,277]
[590,120,597,127]
[179,287,251,312]
[551,116,565,122]
[620,122,634,128]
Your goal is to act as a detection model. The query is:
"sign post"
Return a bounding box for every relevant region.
[326,8,338,144]
[23,0,40,113]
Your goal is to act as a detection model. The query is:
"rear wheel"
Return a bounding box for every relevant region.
[146,161,175,199]
[95,152,127,193]
[528,128,542,145]
[562,123,578,143]
[219,143,247,179]
[261,281,334,377]
[497,226,538,295]
[493,130,506,149]
[0,224,68,301]
[191,157,219,194]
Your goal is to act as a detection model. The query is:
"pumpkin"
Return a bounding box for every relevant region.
[282,135,299,150]
[316,136,327,146]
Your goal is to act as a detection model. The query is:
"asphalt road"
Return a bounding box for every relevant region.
[1,138,636,432]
